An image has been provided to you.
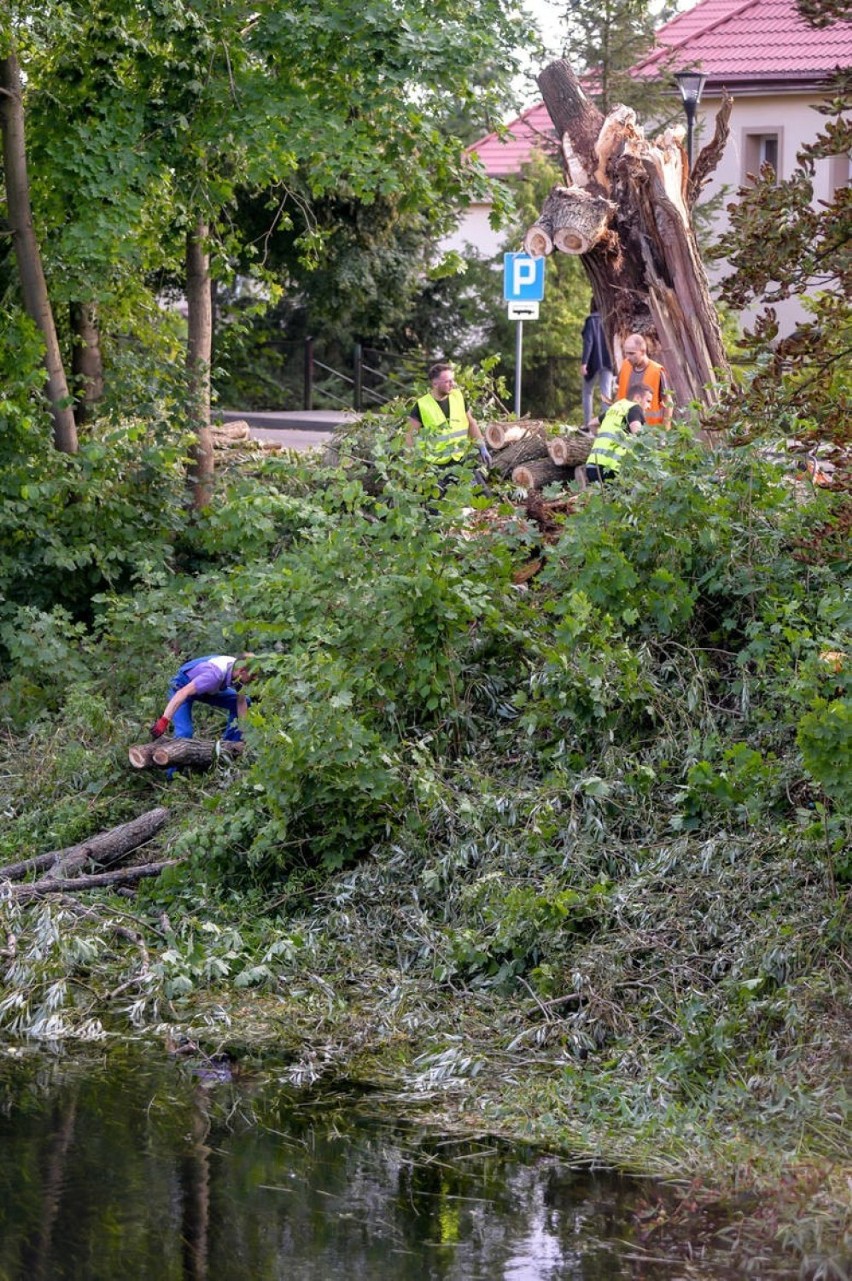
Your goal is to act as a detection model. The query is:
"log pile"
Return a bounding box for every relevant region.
[211,419,251,447]
[485,419,592,490]
[0,808,176,899]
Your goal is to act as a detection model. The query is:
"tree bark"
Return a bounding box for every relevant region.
[70,300,104,421]
[0,807,169,881]
[186,219,214,508]
[13,860,180,901]
[511,460,577,491]
[151,738,244,768]
[0,53,78,453]
[38,808,170,882]
[547,432,593,467]
[529,60,731,416]
[490,427,551,478]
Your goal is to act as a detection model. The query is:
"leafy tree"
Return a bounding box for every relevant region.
[711,67,851,446]
[558,0,680,118]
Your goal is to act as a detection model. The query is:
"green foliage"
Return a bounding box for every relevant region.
[797,699,852,812]
[0,413,190,645]
[711,70,851,443]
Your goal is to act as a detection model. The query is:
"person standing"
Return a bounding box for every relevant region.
[406,362,491,486]
[615,333,672,428]
[585,382,654,483]
[149,654,255,742]
[580,299,614,426]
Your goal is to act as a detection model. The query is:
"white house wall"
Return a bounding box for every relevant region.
[695,89,849,334]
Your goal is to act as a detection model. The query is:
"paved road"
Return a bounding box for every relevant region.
[217,408,355,451]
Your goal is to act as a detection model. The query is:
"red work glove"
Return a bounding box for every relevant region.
[149,716,170,739]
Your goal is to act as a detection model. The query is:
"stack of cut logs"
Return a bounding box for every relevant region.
[211,420,251,448]
[128,739,244,770]
[484,420,592,490]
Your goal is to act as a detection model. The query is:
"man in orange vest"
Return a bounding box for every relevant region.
[616,334,672,428]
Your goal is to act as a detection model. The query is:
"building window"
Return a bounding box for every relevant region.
[743,130,782,183]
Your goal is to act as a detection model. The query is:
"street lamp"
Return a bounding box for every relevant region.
[674,70,707,169]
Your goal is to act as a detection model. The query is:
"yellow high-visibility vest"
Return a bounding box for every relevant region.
[415,389,469,464]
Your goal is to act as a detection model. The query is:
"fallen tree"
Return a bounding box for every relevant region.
[0,808,170,884]
[525,60,733,415]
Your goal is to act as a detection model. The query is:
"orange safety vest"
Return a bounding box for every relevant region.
[617,359,666,426]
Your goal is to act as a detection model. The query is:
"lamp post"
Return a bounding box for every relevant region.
[674,70,707,169]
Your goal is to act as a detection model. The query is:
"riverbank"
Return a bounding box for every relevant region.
[2,434,850,1277]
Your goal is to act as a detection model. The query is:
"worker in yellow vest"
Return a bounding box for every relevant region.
[586,382,654,483]
[406,362,491,488]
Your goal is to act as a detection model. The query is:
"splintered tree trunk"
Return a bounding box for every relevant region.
[186,219,214,508]
[528,60,732,415]
[0,53,77,453]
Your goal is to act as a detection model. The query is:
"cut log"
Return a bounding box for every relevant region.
[13,859,181,902]
[511,460,576,491]
[485,422,530,450]
[128,742,161,770]
[38,808,170,883]
[547,433,593,467]
[524,185,616,257]
[528,60,731,416]
[0,808,170,883]
[151,738,245,769]
[490,427,551,478]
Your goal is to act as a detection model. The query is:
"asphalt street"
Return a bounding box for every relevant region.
[217,409,354,451]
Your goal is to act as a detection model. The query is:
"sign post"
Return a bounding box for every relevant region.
[503,254,545,418]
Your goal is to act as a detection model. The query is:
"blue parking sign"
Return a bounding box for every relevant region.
[503,253,545,302]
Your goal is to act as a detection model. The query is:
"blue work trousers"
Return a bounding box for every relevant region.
[169,673,246,741]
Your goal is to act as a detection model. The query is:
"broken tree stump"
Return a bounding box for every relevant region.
[511,460,577,491]
[151,739,244,769]
[527,59,732,416]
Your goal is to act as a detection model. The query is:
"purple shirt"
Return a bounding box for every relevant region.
[188,656,236,695]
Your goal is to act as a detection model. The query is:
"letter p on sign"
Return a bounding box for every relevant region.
[504,253,546,302]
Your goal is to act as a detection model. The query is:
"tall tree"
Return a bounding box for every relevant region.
[559,0,679,117]
[0,47,77,452]
[14,0,529,495]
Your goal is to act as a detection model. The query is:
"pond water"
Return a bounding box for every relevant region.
[0,1049,773,1280]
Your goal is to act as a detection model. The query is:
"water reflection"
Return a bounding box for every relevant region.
[0,1051,748,1280]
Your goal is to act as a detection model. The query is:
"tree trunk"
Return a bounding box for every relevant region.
[13,860,180,901]
[0,808,169,881]
[547,432,593,467]
[70,300,104,421]
[529,60,731,416]
[186,219,214,508]
[0,53,78,453]
[37,808,170,882]
[151,738,244,768]
[511,460,577,491]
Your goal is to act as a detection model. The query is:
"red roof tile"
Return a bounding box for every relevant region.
[468,0,850,175]
[465,102,558,177]
[638,0,852,82]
